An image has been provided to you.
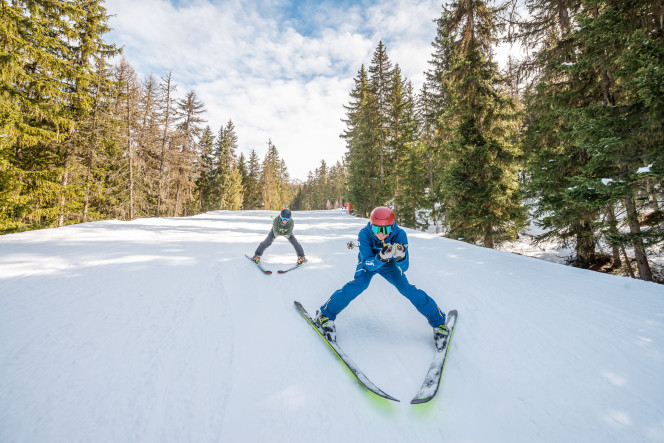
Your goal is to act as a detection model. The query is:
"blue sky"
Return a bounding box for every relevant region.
[104,0,445,180]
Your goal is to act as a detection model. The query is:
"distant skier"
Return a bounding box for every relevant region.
[315,206,447,341]
[252,208,306,265]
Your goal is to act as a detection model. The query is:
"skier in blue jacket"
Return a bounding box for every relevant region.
[315,206,448,342]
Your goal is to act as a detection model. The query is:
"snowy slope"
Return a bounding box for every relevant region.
[1,210,663,442]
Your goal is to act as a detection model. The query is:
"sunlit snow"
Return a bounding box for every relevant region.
[1,210,663,442]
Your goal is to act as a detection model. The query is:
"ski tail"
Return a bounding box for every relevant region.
[294,301,399,402]
[411,310,458,404]
[278,262,304,274]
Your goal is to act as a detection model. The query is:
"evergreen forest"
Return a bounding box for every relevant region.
[1,0,662,282]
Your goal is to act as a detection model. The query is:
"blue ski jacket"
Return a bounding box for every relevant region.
[356,222,410,273]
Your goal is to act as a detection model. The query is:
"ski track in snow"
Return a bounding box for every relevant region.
[1,210,663,442]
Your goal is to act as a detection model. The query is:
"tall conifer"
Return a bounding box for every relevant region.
[517,0,662,278]
[155,72,177,216]
[436,0,525,247]
[244,150,262,209]
[196,126,216,212]
[387,67,425,229]
[342,65,381,217]
[260,140,288,210]
[368,41,395,194]
[172,90,206,216]
[211,120,243,210]
[0,0,117,231]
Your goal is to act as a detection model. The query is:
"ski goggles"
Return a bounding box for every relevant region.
[280,216,291,221]
[371,224,392,235]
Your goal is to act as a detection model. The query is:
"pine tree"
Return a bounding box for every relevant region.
[343,43,424,218]
[172,90,206,216]
[292,160,347,211]
[435,0,525,247]
[155,71,177,216]
[342,65,382,217]
[386,67,425,229]
[522,0,662,278]
[243,150,262,209]
[104,58,141,221]
[514,0,600,266]
[81,54,116,223]
[368,41,395,197]
[259,140,288,210]
[211,120,243,210]
[120,60,141,220]
[514,0,663,279]
[55,0,119,227]
[328,161,347,209]
[577,0,662,281]
[135,74,162,216]
[0,1,71,231]
[196,126,216,212]
[0,0,118,232]
[236,152,249,209]
[421,9,459,231]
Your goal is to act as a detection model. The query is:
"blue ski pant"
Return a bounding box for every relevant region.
[320,263,446,327]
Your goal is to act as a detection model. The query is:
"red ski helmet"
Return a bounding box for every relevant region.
[370,207,395,227]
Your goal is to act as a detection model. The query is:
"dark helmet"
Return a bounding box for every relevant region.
[370,206,395,226]
[280,208,292,219]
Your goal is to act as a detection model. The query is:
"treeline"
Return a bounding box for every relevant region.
[0,0,294,232]
[291,160,346,210]
[2,0,662,281]
[338,0,663,281]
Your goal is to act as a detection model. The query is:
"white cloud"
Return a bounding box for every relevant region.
[104,0,441,180]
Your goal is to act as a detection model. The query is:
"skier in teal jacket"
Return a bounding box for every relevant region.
[252,208,306,264]
[315,206,447,342]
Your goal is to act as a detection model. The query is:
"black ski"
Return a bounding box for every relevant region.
[245,254,272,275]
[411,310,458,404]
[293,301,399,402]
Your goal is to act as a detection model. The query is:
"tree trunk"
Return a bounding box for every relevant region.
[622,246,636,279]
[624,193,653,281]
[647,179,660,211]
[156,74,173,217]
[173,177,181,217]
[58,153,70,227]
[484,226,495,249]
[82,141,94,223]
[574,220,596,267]
[604,205,621,267]
[126,82,134,221]
[83,58,104,223]
[128,137,134,221]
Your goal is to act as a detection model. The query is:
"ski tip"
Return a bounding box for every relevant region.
[246,254,272,274]
[410,397,432,405]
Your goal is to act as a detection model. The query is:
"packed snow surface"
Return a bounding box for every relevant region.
[1,210,663,442]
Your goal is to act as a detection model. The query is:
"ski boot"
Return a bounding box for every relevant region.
[315,311,336,342]
[297,256,307,265]
[252,255,261,263]
[434,323,449,341]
